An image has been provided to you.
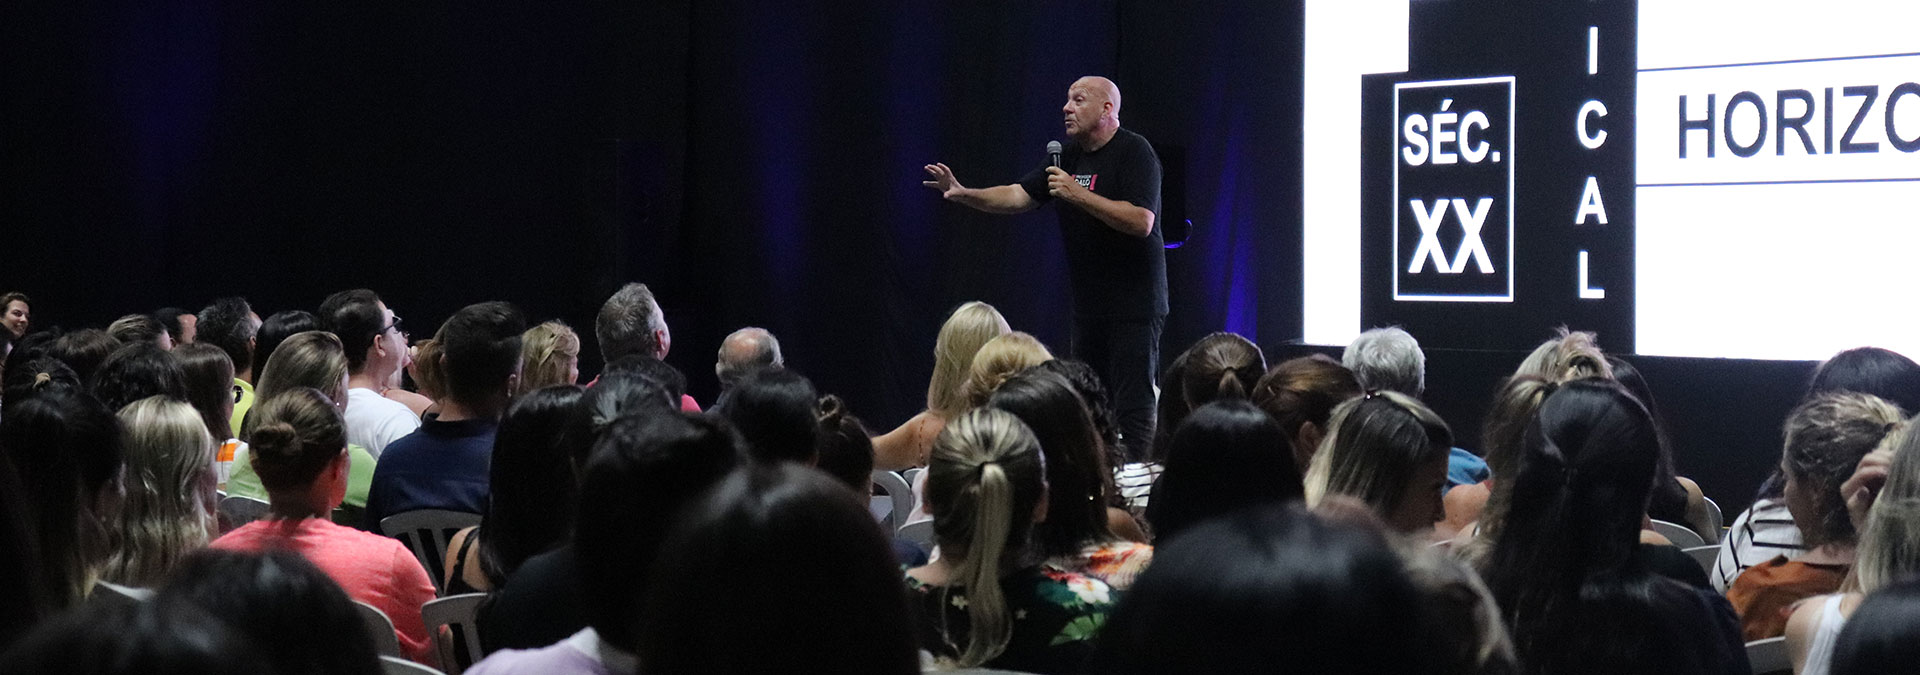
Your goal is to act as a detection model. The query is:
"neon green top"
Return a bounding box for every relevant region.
[224,442,376,509]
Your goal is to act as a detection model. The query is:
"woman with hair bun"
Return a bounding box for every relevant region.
[906,408,1114,674]
[208,387,436,664]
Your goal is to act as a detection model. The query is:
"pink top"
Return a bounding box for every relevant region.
[211,517,437,663]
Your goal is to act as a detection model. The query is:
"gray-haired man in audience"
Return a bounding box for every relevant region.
[1343,326,1488,487]
[715,328,782,389]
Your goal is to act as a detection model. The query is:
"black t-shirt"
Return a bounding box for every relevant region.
[1019,128,1169,319]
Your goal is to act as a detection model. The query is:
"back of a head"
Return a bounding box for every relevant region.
[195,297,257,376]
[1832,577,1920,675]
[574,410,741,651]
[1857,423,1920,593]
[0,389,122,608]
[1343,327,1426,397]
[254,311,320,388]
[409,338,446,400]
[89,342,188,412]
[714,368,820,464]
[1034,359,1120,458]
[924,407,1048,668]
[595,282,662,363]
[1809,346,1920,414]
[1251,355,1362,466]
[715,327,783,390]
[152,308,189,346]
[1473,375,1558,545]
[813,394,875,492]
[103,397,216,588]
[0,593,274,675]
[517,321,581,394]
[106,314,166,348]
[562,371,674,470]
[1783,391,1905,548]
[49,329,121,385]
[1303,392,1453,533]
[171,343,236,442]
[961,331,1052,409]
[246,388,346,495]
[156,549,379,675]
[1,357,81,412]
[988,369,1114,557]
[1178,332,1265,409]
[1512,328,1612,382]
[317,289,384,375]
[1093,505,1424,674]
[1147,399,1301,541]
[1149,349,1196,463]
[439,301,527,410]
[927,301,1011,418]
[253,331,347,408]
[605,354,688,402]
[480,385,586,587]
[637,464,919,675]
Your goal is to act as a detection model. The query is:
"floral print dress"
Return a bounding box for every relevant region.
[906,564,1115,675]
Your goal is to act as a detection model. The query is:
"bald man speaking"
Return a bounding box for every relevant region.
[922,75,1167,459]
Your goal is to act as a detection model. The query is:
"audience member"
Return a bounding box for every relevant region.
[156,549,382,675]
[0,454,44,650]
[88,342,188,412]
[1,293,30,347]
[713,326,782,401]
[1510,328,1613,382]
[0,593,273,675]
[208,387,435,662]
[1730,392,1903,640]
[714,368,821,465]
[1444,375,1555,556]
[226,332,375,515]
[0,389,124,608]
[1147,399,1304,542]
[0,357,80,414]
[593,282,701,411]
[516,320,581,395]
[365,301,524,525]
[468,409,740,673]
[318,290,421,458]
[1347,326,1491,488]
[872,301,1010,471]
[962,331,1053,408]
[105,314,171,350]
[637,463,920,675]
[1830,577,1920,675]
[989,369,1152,585]
[1606,356,1717,541]
[906,408,1114,674]
[99,397,216,588]
[252,310,319,395]
[1093,505,1432,674]
[1147,332,1261,464]
[1250,354,1362,472]
[1482,379,1747,674]
[152,307,195,346]
[604,354,690,404]
[813,394,875,491]
[48,329,120,386]
[401,337,445,415]
[171,343,241,486]
[442,386,584,594]
[1399,541,1519,675]
[1303,392,1452,535]
[196,297,262,437]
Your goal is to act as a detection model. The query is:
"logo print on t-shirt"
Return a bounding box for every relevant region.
[1076,174,1096,191]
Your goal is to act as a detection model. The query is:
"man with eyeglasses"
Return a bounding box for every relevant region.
[320,288,422,459]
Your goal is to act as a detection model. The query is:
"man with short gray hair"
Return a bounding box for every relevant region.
[715,327,783,392]
[1342,326,1488,488]
[595,283,671,364]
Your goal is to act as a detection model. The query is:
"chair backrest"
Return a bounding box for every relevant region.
[354,600,404,658]
[422,593,487,675]
[89,581,152,610]
[217,495,271,533]
[1682,545,1720,579]
[902,467,924,486]
[380,655,444,675]
[1704,496,1725,535]
[1746,636,1789,675]
[380,510,482,594]
[1650,519,1706,548]
[871,470,913,532]
[898,519,934,554]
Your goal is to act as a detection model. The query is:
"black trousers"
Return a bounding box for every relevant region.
[1071,314,1164,463]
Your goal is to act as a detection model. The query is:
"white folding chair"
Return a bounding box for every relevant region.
[217,495,270,533]
[1746,636,1789,675]
[871,470,913,532]
[380,655,444,675]
[1649,519,1706,548]
[899,519,935,554]
[380,510,482,594]
[1682,545,1720,579]
[422,593,488,675]
[902,467,924,486]
[355,600,404,658]
[1704,496,1725,535]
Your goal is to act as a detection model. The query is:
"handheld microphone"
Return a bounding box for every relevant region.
[1047,141,1063,169]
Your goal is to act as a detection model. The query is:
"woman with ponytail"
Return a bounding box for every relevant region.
[1481,379,1746,675]
[906,408,1115,674]
[101,397,217,587]
[209,387,437,664]
[1303,391,1453,535]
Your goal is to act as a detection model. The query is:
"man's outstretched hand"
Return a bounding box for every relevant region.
[922,163,965,199]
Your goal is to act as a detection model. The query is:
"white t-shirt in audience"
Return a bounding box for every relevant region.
[346,387,422,460]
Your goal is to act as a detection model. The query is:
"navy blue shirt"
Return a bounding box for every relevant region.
[364,414,497,528]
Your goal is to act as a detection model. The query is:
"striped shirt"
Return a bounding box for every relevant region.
[1114,462,1163,519]
[1712,497,1806,592]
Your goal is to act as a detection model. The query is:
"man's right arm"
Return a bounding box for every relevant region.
[923,162,1038,214]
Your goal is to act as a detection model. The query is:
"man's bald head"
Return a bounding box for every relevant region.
[1064,76,1123,145]
[1073,76,1121,117]
[716,327,784,389]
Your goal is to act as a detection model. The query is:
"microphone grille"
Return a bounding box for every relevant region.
[1046,141,1063,154]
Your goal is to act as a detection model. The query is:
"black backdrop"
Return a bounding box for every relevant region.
[2,1,1805,514]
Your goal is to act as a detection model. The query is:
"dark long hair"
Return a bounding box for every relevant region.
[0,390,123,609]
[88,342,188,412]
[1604,356,1692,525]
[1146,400,1302,541]
[988,369,1116,557]
[712,368,819,464]
[476,385,585,588]
[157,549,381,675]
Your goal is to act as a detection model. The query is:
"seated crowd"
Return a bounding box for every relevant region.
[5,285,1920,675]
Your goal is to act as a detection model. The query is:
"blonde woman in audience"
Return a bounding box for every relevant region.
[516,321,580,395]
[906,408,1113,674]
[1303,391,1453,536]
[209,387,436,663]
[101,397,217,588]
[1444,375,1555,557]
[1786,422,1920,674]
[872,301,1010,470]
[961,331,1054,408]
[226,332,375,516]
